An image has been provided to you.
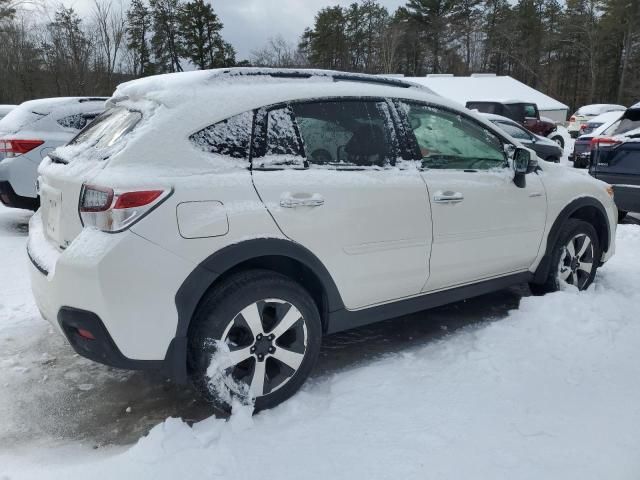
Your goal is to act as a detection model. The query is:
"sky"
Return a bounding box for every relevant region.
[215,0,407,59]
[55,0,408,60]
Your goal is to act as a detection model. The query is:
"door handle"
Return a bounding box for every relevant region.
[433,191,464,204]
[280,192,325,208]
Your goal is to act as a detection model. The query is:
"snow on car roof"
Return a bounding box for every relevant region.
[575,104,626,115]
[586,110,623,126]
[0,97,107,135]
[113,68,436,104]
[405,75,569,112]
[110,68,450,133]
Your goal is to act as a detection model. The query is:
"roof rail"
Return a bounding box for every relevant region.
[215,68,431,91]
[79,97,109,103]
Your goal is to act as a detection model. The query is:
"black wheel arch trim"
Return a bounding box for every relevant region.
[170,237,345,382]
[533,196,611,284]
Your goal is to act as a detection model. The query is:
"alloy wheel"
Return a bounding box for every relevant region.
[558,233,595,290]
[217,299,308,399]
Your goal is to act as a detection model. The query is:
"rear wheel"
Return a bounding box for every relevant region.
[188,270,322,412]
[529,219,600,295]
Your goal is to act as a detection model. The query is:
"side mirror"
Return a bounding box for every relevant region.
[513,147,534,188]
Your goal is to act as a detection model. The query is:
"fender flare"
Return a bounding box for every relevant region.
[533,196,611,283]
[167,238,344,382]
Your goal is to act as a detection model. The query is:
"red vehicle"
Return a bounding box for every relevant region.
[466,100,565,149]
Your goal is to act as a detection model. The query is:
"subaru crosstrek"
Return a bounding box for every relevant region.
[28,69,617,411]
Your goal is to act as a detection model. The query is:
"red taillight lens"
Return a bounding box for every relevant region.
[0,139,44,157]
[113,190,163,209]
[590,137,621,150]
[79,184,171,233]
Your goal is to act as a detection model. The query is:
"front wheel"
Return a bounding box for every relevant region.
[549,134,565,149]
[530,219,600,295]
[188,270,322,412]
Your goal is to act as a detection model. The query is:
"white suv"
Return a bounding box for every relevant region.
[0,97,106,210]
[28,69,617,410]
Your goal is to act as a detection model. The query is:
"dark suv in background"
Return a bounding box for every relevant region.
[589,105,640,220]
[466,100,565,148]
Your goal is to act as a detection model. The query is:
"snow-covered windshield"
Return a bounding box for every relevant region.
[69,107,142,149]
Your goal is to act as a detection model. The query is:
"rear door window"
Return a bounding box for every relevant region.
[291,100,397,168]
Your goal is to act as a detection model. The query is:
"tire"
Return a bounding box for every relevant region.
[187,270,322,412]
[618,210,628,222]
[529,219,600,295]
[550,134,565,149]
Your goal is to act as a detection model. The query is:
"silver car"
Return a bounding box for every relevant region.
[0,97,106,210]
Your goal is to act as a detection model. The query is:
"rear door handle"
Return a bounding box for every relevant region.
[280,192,325,208]
[433,191,464,204]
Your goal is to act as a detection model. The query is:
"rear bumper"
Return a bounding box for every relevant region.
[28,213,196,375]
[0,181,39,210]
[57,306,165,370]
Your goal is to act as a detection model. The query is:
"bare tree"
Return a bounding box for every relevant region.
[93,0,126,90]
[250,35,297,67]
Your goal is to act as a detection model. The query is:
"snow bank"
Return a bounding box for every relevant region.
[3,221,640,478]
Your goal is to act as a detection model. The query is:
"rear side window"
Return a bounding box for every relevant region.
[57,113,98,131]
[190,111,253,159]
[401,102,506,170]
[70,107,142,149]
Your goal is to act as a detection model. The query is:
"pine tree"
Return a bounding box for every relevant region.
[126,0,153,76]
[149,0,183,73]
[179,0,224,69]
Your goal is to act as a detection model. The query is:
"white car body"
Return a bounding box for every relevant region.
[27,69,617,401]
[577,111,625,138]
[568,104,626,137]
[0,105,16,121]
[0,97,106,209]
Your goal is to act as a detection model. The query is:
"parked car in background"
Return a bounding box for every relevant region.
[481,113,563,162]
[0,97,107,210]
[466,100,566,148]
[0,105,16,121]
[567,104,626,138]
[571,111,624,168]
[28,69,617,412]
[588,104,640,220]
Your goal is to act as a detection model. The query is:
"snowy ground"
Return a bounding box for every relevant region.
[2,203,640,479]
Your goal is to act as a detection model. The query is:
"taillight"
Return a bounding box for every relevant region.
[79,184,171,232]
[0,139,44,157]
[590,137,621,151]
[570,116,576,123]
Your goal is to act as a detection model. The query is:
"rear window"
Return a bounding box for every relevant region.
[0,107,47,134]
[603,109,640,137]
[70,107,142,148]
